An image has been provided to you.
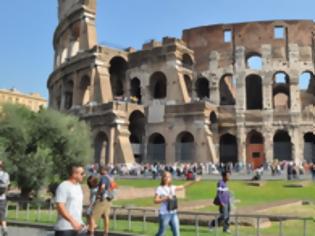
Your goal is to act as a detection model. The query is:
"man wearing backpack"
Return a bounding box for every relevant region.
[0,161,10,236]
[88,166,115,236]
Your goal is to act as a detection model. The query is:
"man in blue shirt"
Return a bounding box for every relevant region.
[209,171,231,233]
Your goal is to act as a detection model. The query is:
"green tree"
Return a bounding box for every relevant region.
[0,104,92,198]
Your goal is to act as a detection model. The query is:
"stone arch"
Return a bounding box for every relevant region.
[220,74,236,105]
[246,53,262,70]
[184,75,193,97]
[175,131,195,162]
[273,72,290,110]
[246,130,265,168]
[94,132,109,164]
[304,132,315,163]
[150,72,167,99]
[299,71,315,108]
[129,110,145,163]
[109,57,128,98]
[64,80,74,110]
[195,77,209,99]
[79,75,91,105]
[246,74,263,110]
[182,53,193,69]
[148,133,166,163]
[219,133,238,163]
[130,77,142,103]
[299,71,314,91]
[273,130,292,161]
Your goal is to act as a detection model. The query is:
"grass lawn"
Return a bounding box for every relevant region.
[115,179,315,215]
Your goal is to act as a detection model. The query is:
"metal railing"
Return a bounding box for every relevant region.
[6,201,314,236]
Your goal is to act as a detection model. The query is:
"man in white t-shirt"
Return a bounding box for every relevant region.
[54,163,85,236]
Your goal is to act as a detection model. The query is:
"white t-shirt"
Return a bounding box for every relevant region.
[54,181,83,231]
[0,171,10,200]
[155,185,176,215]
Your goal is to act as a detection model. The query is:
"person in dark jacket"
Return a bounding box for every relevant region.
[209,171,231,233]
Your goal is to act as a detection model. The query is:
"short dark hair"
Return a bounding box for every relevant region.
[67,162,83,177]
[221,170,231,178]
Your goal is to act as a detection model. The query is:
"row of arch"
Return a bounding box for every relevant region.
[54,54,314,110]
[94,129,315,164]
[221,131,315,166]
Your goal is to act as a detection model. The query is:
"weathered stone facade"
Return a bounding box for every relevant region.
[48,0,315,165]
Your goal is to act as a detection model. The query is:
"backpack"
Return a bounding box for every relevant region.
[100,175,118,201]
[0,172,8,195]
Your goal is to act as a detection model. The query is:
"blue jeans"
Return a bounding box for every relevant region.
[156,213,180,236]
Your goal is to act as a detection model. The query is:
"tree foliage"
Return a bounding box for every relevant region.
[0,104,92,197]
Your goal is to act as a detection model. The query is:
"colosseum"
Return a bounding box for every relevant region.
[48,0,315,166]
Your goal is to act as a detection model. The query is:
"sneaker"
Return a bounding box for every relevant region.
[223,229,231,234]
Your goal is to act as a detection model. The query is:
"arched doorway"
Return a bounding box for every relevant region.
[304,132,315,163]
[220,74,235,105]
[109,57,128,98]
[273,130,292,161]
[220,133,238,163]
[147,133,166,163]
[94,132,109,164]
[64,80,73,110]
[273,72,290,111]
[209,112,218,132]
[246,74,263,110]
[195,77,209,100]
[184,75,193,97]
[175,132,195,162]
[129,111,145,163]
[150,72,167,99]
[130,78,142,103]
[79,76,91,105]
[246,130,265,169]
[182,54,193,69]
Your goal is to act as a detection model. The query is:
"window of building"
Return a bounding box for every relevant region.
[224,30,232,43]
[274,26,285,39]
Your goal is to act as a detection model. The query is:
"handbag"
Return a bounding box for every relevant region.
[166,186,178,211]
[167,196,178,211]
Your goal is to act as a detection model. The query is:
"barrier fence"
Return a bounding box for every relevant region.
[6,201,314,236]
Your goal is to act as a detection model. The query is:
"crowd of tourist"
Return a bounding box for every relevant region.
[86,160,315,181]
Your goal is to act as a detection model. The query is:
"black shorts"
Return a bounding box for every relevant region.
[0,200,7,221]
[54,230,78,236]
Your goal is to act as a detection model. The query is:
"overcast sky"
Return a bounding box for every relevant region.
[1,0,315,99]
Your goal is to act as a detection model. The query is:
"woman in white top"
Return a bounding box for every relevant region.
[154,171,199,236]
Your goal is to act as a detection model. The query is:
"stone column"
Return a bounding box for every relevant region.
[264,129,274,163]
[237,126,246,164]
[108,126,116,164]
[290,128,303,163]
[210,75,219,105]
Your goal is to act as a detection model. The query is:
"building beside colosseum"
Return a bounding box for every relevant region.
[48,0,315,166]
[0,88,47,112]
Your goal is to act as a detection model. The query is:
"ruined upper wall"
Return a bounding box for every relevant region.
[182,20,315,71]
[58,0,96,21]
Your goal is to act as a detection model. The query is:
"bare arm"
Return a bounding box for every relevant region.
[175,176,201,191]
[154,194,169,204]
[56,203,82,231]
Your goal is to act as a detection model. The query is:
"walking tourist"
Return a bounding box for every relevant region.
[154,171,200,236]
[54,163,86,236]
[209,170,231,234]
[0,161,10,236]
[89,166,117,236]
